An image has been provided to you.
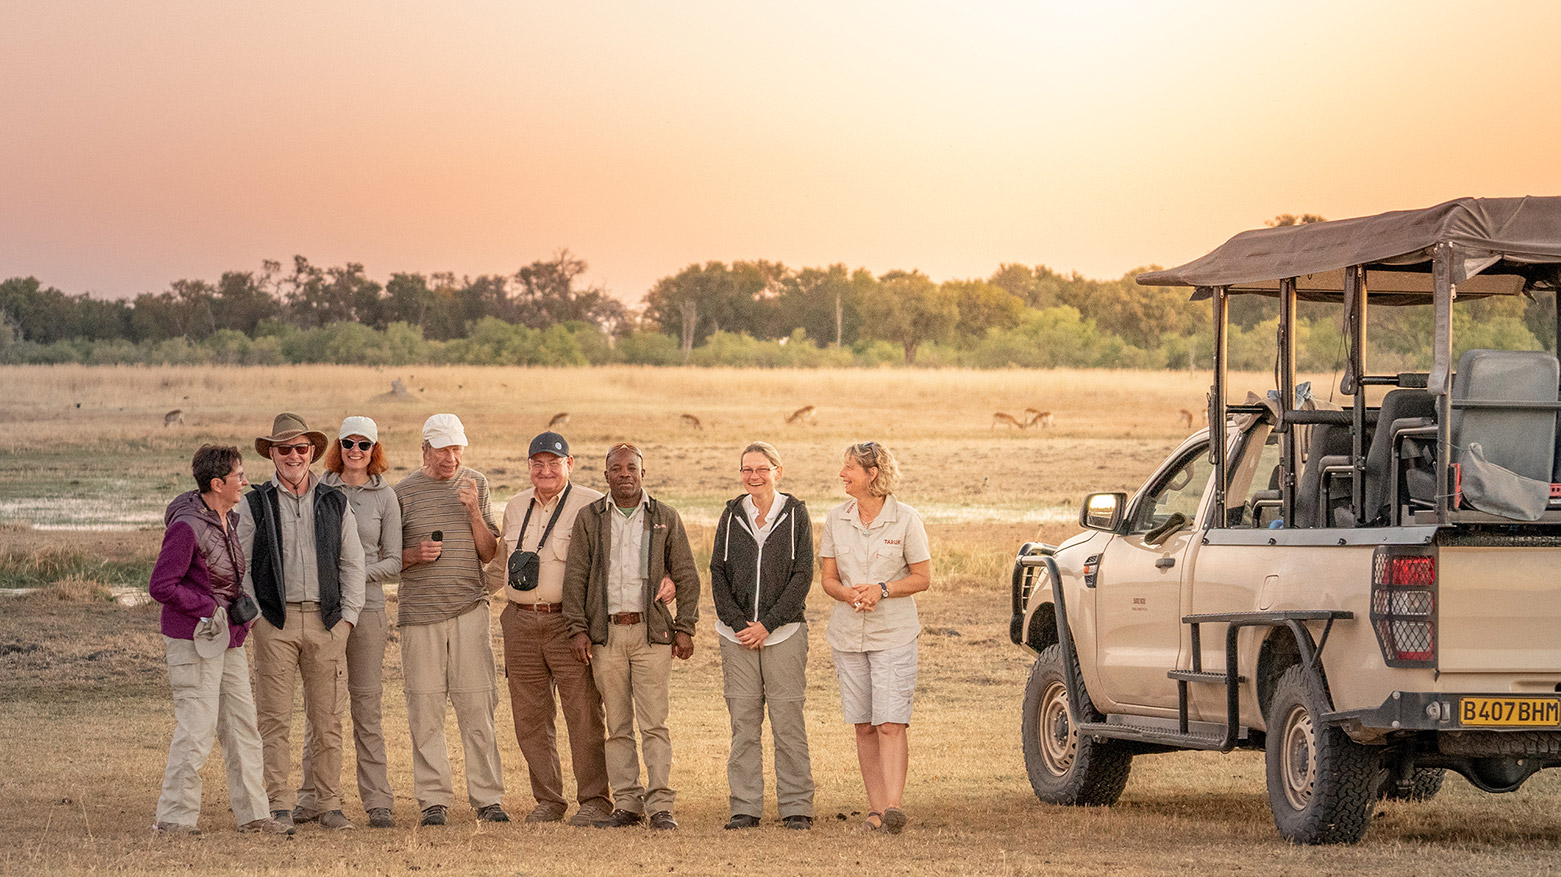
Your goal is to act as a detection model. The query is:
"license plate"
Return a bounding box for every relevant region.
[1459,697,1561,727]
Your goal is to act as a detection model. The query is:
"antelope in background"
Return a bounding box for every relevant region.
[1179,409,1196,429]
[548,412,571,429]
[992,412,1026,430]
[786,404,817,425]
[1023,408,1054,428]
[679,413,703,430]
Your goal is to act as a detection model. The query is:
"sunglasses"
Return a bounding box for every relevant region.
[273,443,313,457]
[340,439,374,451]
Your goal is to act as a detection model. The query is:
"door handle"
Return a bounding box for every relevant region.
[1154,557,1175,569]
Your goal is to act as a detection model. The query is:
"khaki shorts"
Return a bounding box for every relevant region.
[832,638,918,726]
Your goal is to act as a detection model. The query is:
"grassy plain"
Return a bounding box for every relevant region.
[1,364,1558,875]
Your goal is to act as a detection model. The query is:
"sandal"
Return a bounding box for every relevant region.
[861,810,884,832]
[881,807,907,834]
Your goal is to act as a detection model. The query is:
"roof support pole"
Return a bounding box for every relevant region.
[1432,243,1455,524]
[1210,286,1229,524]
[1345,266,1367,523]
[1278,277,1297,526]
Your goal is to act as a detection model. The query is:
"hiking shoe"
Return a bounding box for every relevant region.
[419,805,448,826]
[782,814,814,831]
[153,822,201,837]
[238,818,295,836]
[567,803,613,827]
[524,803,566,824]
[648,810,677,831]
[592,808,645,828]
[881,807,908,834]
[475,804,510,823]
[290,807,320,825]
[367,808,395,829]
[724,814,760,830]
[318,810,355,830]
[270,810,294,829]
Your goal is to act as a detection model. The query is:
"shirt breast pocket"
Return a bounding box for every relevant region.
[549,531,573,562]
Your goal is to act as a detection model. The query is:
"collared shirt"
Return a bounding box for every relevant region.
[715,492,801,647]
[236,472,367,625]
[501,481,604,605]
[819,494,931,652]
[394,466,501,627]
[606,492,647,615]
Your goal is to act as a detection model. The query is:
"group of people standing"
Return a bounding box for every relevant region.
[148,411,931,838]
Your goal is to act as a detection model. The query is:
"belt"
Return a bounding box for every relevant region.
[513,602,564,613]
[286,601,321,611]
[609,612,643,625]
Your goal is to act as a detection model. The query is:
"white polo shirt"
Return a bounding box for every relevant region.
[819,494,931,652]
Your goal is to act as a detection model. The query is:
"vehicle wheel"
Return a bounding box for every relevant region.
[1376,767,1445,802]
[1021,644,1132,806]
[1264,665,1378,844]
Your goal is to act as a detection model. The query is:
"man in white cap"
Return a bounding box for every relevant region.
[237,412,367,831]
[394,413,508,826]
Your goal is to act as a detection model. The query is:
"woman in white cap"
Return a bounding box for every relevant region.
[294,416,403,828]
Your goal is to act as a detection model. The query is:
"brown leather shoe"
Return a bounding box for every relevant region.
[648,810,677,831]
[724,814,760,830]
[318,810,356,831]
[290,806,319,825]
[475,804,510,823]
[238,818,295,836]
[524,803,566,824]
[568,804,613,827]
[367,808,395,829]
[419,805,448,826]
[592,808,645,828]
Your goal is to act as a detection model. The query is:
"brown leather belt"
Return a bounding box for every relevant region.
[513,602,564,613]
[610,612,643,625]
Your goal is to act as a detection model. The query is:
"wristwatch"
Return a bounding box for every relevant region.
[878,581,889,599]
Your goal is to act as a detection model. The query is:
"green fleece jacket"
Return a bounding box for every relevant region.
[562,493,700,645]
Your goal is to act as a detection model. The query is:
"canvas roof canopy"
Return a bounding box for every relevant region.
[1137,196,1561,304]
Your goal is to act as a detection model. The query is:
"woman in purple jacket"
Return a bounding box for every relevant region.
[150,445,291,836]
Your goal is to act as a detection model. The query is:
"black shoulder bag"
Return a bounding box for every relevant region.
[508,484,572,591]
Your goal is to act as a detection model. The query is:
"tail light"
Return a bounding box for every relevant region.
[1370,548,1437,667]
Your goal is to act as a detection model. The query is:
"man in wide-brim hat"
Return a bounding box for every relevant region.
[237,412,366,831]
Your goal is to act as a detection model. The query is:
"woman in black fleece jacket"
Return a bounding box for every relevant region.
[708,441,816,831]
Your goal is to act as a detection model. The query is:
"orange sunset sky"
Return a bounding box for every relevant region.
[3,1,1560,306]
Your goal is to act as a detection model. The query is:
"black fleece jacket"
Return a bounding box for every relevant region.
[709,493,813,634]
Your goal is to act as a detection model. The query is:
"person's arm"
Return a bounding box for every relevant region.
[665,509,701,637]
[708,507,746,631]
[757,501,814,634]
[562,511,594,644]
[148,522,218,618]
[236,495,258,599]
[817,515,855,604]
[365,492,402,583]
[468,473,500,564]
[337,503,366,626]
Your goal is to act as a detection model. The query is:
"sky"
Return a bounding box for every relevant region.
[3,1,1560,306]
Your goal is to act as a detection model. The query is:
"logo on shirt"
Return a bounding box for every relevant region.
[883,539,901,545]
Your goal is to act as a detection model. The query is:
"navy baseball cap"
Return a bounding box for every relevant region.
[528,431,570,458]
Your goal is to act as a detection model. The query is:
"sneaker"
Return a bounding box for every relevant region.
[153,822,201,837]
[420,805,448,827]
[367,808,395,829]
[648,810,677,831]
[567,804,613,827]
[782,814,814,831]
[270,810,294,830]
[475,804,510,823]
[881,807,908,834]
[724,814,761,830]
[290,806,320,825]
[524,803,566,824]
[318,810,356,830]
[592,808,645,829]
[238,818,295,835]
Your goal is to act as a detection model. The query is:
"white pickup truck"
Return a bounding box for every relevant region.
[1010,198,1561,844]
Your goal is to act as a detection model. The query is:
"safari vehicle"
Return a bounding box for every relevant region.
[1009,197,1561,844]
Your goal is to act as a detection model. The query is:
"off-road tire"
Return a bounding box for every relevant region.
[1375,767,1445,802]
[1021,644,1132,806]
[1265,665,1378,844]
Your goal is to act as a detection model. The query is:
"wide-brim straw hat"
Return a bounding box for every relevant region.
[255,412,329,462]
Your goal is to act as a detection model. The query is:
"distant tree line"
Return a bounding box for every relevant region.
[2,246,1553,371]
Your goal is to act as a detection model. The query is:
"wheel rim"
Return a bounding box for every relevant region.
[1038,680,1077,775]
[1279,702,1316,810]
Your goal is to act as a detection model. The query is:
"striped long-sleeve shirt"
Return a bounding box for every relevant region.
[394,467,499,626]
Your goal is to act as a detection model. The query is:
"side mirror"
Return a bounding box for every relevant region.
[1080,492,1127,532]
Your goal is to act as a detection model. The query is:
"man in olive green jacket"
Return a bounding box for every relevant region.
[562,443,699,830]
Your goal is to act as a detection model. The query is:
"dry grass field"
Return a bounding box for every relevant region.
[1,365,1559,876]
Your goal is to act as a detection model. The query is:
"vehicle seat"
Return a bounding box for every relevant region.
[1360,389,1437,525]
[1451,349,1559,514]
[1294,422,1351,528]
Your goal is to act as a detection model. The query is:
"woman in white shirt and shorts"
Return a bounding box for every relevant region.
[819,441,931,834]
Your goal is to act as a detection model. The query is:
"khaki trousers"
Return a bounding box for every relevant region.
[590,621,674,815]
[155,636,269,828]
[253,605,350,812]
[400,603,505,810]
[299,607,394,813]
[499,604,610,813]
[720,628,815,819]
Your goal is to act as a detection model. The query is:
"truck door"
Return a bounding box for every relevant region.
[1093,443,1211,711]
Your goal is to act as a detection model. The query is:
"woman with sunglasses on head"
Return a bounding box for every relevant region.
[819,441,931,835]
[294,417,403,828]
[709,442,816,831]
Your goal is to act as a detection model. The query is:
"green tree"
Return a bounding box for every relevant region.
[859,270,957,365]
[944,279,1025,340]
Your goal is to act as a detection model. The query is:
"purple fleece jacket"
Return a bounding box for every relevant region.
[148,494,251,649]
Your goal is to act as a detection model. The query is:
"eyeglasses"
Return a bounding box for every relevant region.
[340,439,374,451]
[529,457,567,471]
[273,443,312,457]
[739,467,776,477]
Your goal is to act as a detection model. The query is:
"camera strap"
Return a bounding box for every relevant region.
[519,483,573,553]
